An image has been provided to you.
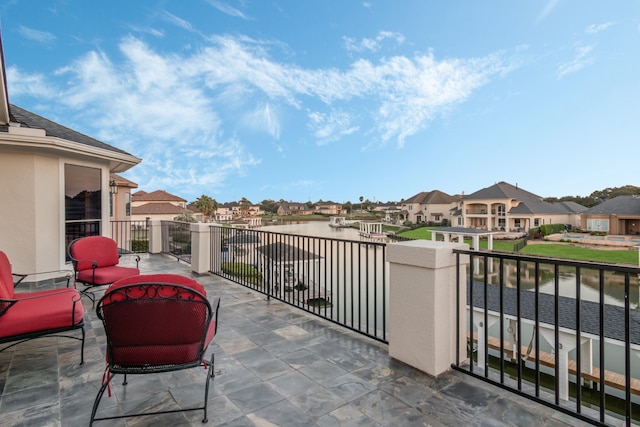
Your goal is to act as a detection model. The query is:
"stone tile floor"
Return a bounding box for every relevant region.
[0,254,592,426]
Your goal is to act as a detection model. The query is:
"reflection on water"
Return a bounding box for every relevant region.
[472,257,640,309]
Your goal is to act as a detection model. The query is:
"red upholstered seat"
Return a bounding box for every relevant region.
[90,273,219,425]
[0,251,85,363]
[68,236,140,304]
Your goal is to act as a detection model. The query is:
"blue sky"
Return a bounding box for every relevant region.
[1,1,639,204]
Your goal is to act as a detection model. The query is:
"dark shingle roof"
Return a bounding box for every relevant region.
[405,190,459,204]
[6,104,133,156]
[466,182,587,215]
[469,281,640,345]
[583,195,640,215]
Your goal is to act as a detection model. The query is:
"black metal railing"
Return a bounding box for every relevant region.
[452,248,640,426]
[161,221,192,263]
[209,225,388,342]
[110,220,149,253]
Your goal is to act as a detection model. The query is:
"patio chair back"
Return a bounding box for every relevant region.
[98,275,214,372]
[69,236,120,272]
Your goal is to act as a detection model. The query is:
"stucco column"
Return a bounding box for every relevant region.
[387,240,469,376]
[148,219,163,254]
[190,223,211,274]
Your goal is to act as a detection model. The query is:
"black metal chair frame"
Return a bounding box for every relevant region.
[0,270,85,363]
[89,282,220,425]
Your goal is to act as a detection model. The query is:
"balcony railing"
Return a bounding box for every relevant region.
[110,220,149,253]
[452,248,640,426]
[208,225,388,343]
[161,220,192,263]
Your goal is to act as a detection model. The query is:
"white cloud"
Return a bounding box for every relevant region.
[343,31,405,53]
[308,110,359,145]
[206,0,251,20]
[17,26,56,45]
[557,45,594,79]
[10,34,512,193]
[161,10,196,32]
[585,22,613,34]
[535,0,560,23]
[6,66,55,98]
[242,103,281,139]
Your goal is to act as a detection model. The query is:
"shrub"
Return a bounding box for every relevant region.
[131,239,149,252]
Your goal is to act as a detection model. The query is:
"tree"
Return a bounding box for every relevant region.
[174,210,197,223]
[359,196,364,212]
[239,197,251,217]
[193,194,218,222]
[260,199,279,214]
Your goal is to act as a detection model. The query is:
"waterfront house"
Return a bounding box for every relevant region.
[581,195,640,235]
[400,190,460,224]
[314,200,344,216]
[277,201,312,215]
[453,181,586,232]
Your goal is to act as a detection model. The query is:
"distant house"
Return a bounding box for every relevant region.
[277,202,312,215]
[453,181,586,232]
[315,201,343,216]
[581,195,640,235]
[131,190,198,222]
[400,190,460,224]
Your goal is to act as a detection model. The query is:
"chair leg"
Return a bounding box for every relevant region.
[202,352,215,423]
[80,327,86,365]
[89,373,113,426]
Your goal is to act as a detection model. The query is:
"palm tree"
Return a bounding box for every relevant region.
[359,196,364,212]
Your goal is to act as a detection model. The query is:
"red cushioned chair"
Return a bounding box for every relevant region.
[89,273,220,425]
[68,236,140,305]
[0,251,85,363]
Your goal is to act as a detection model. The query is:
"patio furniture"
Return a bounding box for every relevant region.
[89,273,220,425]
[68,236,140,305]
[0,250,85,363]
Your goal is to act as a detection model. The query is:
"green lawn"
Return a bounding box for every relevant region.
[398,226,639,265]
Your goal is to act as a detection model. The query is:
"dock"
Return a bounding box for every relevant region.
[469,331,640,396]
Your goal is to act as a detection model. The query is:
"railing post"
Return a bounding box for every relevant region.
[191,223,211,274]
[387,240,469,376]
[148,219,163,254]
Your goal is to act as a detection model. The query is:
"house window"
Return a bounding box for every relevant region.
[65,164,101,249]
[458,217,463,226]
[125,192,131,216]
[587,219,609,232]
[498,219,505,227]
[514,219,521,228]
[534,218,539,227]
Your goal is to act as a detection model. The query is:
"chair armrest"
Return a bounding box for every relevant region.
[12,269,74,288]
[210,297,221,335]
[117,253,141,269]
[0,299,17,317]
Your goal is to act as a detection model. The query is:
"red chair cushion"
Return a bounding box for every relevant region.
[71,236,120,271]
[0,288,84,338]
[0,251,15,299]
[77,266,140,286]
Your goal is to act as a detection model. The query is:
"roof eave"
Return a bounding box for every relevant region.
[0,131,141,172]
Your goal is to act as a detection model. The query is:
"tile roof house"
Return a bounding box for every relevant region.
[131,189,200,222]
[453,181,587,232]
[0,34,141,272]
[400,190,461,224]
[581,195,640,235]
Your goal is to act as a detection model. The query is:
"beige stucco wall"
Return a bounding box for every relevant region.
[0,149,111,272]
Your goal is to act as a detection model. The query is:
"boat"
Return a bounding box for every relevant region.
[328,216,351,228]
